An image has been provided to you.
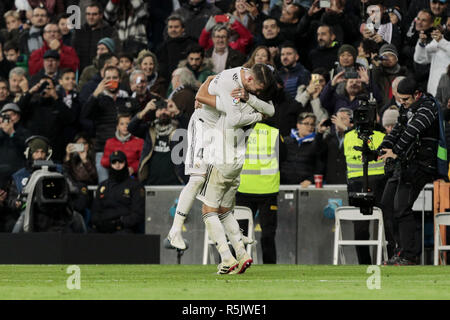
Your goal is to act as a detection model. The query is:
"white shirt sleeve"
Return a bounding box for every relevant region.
[246,94,275,117]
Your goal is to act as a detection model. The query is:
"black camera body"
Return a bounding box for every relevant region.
[353,95,377,138]
[38,81,49,95]
[1,113,10,123]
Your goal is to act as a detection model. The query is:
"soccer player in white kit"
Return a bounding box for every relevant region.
[196,64,276,274]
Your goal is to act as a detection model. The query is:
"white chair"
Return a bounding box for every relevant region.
[333,206,388,265]
[202,206,258,265]
[434,213,450,265]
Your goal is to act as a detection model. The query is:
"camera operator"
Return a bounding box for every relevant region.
[7,136,86,233]
[343,97,386,265]
[378,77,444,265]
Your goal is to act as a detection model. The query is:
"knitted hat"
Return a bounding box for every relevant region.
[382,107,400,127]
[338,44,357,61]
[28,137,49,155]
[379,43,398,61]
[387,7,402,21]
[98,37,115,53]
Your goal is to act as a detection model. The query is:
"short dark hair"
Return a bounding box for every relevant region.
[290,4,305,21]
[56,13,71,24]
[280,41,298,53]
[3,40,19,52]
[40,75,55,86]
[86,1,104,13]
[118,52,134,62]
[318,24,335,36]
[312,67,330,83]
[0,77,9,90]
[418,8,434,21]
[104,65,120,76]
[98,52,117,70]
[186,43,204,58]
[167,14,184,28]
[117,113,131,123]
[59,68,75,79]
[263,17,279,27]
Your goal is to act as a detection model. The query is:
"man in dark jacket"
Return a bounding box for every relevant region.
[307,24,340,72]
[91,150,145,233]
[172,0,222,40]
[81,66,140,183]
[156,14,197,86]
[277,42,310,98]
[71,2,120,73]
[379,78,441,265]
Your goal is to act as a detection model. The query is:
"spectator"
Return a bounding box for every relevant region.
[104,0,148,56]
[135,50,167,97]
[118,52,134,75]
[320,67,382,114]
[330,44,358,79]
[57,13,73,47]
[156,15,197,85]
[429,0,448,25]
[280,112,325,186]
[71,1,120,73]
[372,43,408,106]
[256,17,286,66]
[381,105,400,134]
[321,107,353,184]
[279,3,305,42]
[26,0,64,17]
[79,52,119,105]
[81,66,140,182]
[0,103,30,182]
[169,67,198,124]
[172,0,222,40]
[57,68,81,144]
[436,63,450,107]
[128,99,187,185]
[28,22,80,76]
[414,18,450,96]
[0,78,13,108]
[63,132,98,186]
[0,40,16,80]
[401,9,434,70]
[356,38,379,69]
[1,10,24,43]
[78,37,116,91]
[8,67,28,103]
[3,41,28,73]
[101,113,144,178]
[228,0,267,35]
[379,75,406,118]
[204,24,246,73]
[18,7,48,56]
[295,67,329,124]
[18,76,76,162]
[177,44,215,84]
[277,41,310,98]
[91,150,145,234]
[200,14,254,55]
[307,24,339,72]
[269,0,295,21]
[129,69,160,110]
[360,3,402,50]
[243,45,275,67]
[29,49,61,87]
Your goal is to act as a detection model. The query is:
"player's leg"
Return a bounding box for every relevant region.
[198,166,238,274]
[167,174,205,249]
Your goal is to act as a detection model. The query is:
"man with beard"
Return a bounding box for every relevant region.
[307,24,339,72]
[128,99,187,186]
[81,66,140,183]
[178,44,215,84]
[414,15,450,96]
[91,150,145,234]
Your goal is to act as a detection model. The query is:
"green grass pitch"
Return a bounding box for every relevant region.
[0,264,450,300]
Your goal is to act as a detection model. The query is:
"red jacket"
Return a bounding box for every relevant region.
[101,135,144,176]
[199,20,253,55]
[28,40,80,76]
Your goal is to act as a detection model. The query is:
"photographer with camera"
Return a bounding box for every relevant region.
[128,98,187,185]
[378,78,447,265]
[343,96,386,265]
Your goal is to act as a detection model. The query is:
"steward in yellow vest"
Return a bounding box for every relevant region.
[343,128,387,265]
[236,122,286,264]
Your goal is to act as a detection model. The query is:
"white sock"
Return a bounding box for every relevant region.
[170,175,205,233]
[203,212,234,262]
[219,210,247,259]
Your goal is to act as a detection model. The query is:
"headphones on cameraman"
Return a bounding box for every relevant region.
[24,135,53,160]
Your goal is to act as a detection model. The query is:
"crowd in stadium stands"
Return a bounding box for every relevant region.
[0,0,449,233]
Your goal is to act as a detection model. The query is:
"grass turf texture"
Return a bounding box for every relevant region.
[0,264,449,300]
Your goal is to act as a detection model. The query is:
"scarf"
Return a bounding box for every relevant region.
[27,26,43,53]
[377,23,393,44]
[115,130,131,143]
[290,129,316,146]
[154,120,174,138]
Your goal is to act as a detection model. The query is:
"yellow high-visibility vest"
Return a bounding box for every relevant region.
[238,123,280,194]
[344,129,385,179]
